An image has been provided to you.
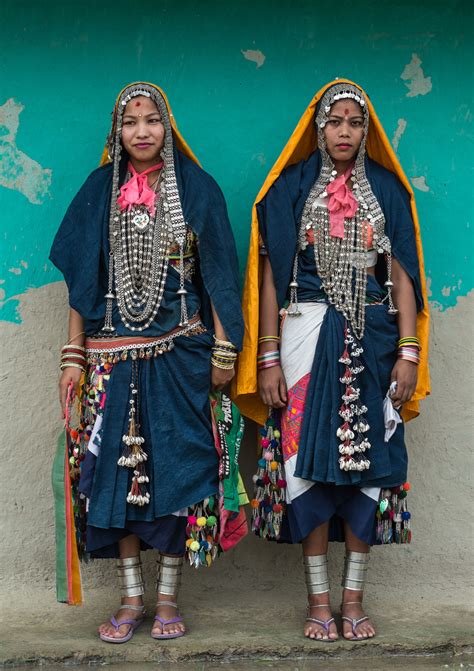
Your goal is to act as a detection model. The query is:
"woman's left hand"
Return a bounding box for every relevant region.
[389,359,418,407]
[211,364,235,391]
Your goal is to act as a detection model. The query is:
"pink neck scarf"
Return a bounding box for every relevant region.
[117,161,163,217]
[326,164,358,238]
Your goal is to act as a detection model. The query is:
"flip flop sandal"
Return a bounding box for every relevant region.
[305,616,336,642]
[99,605,145,644]
[151,600,185,640]
[341,615,372,641]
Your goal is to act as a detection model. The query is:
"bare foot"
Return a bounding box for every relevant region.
[151,599,185,638]
[304,594,338,641]
[341,596,376,640]
[98,596,145,641]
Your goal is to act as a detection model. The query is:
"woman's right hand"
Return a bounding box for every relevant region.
[59,367,83,417]
[258,366,288,408]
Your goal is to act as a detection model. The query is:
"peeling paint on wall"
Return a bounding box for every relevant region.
[241,49,266,68]
[0,98,52,204]
[392,118,407,151]
[411,176,430,192]
[425,276,432,298]
[252,152,267,166]
[0,0,471,322]
[441,279,462,298]
[401,53,432,98]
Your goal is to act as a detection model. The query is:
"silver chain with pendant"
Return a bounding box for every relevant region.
[109,175,173,332]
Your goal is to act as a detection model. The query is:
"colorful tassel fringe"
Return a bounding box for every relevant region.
[251,411,286,540]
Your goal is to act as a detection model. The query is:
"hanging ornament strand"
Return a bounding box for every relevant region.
[117,361,150,506]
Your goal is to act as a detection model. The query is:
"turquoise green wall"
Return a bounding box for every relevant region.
[1,0,472,321]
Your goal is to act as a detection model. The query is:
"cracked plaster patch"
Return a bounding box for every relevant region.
[0,98,52,204]
[411,176,430,192]
[392,118,407,151]
[241,49,266,68]
[401,54,432,98]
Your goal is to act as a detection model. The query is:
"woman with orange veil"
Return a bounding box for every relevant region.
[235,80,429,641]
[50,83,244,642]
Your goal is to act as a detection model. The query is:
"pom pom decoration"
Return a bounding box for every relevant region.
[375,483,412,544]
[251,409,286,540]
[186,497,221,568]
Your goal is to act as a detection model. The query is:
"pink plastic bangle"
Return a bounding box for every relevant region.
[257,361,281,370]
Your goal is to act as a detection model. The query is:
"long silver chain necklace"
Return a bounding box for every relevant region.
[310,204,368,340]
[110,174,171,332]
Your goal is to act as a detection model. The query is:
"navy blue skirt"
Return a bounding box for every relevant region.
[79,329,219,558]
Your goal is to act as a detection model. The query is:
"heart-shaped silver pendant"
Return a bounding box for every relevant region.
[132,212,150,231]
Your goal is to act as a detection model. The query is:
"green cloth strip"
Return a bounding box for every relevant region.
[51,430,68,603]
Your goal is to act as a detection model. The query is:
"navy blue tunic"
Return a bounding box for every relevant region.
[50,151,243,557]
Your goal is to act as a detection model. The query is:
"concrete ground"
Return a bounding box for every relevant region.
[1,587,472,668]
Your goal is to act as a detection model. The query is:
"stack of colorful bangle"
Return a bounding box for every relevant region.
[397,337,421,365]
[60,344,86,371]
[211,337,238,370]
[257,350,281,370]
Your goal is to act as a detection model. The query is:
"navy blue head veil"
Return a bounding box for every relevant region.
[50,83,243,348]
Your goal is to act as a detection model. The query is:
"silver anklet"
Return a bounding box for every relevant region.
[342,551,369,591]
[156,554,183,597]
[116,556,145,598]
[304,554,330,594]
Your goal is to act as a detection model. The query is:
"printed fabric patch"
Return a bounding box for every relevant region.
[281,373,311,462]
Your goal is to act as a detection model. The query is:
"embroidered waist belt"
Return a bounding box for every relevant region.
[86,315,205,364]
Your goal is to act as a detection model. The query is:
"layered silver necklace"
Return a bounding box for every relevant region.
[288,83,396,341]
[112,175,172,331]
[102,84,189,333]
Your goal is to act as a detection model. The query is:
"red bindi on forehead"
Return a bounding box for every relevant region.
[344,108,350,115]
[135,101,141,107]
